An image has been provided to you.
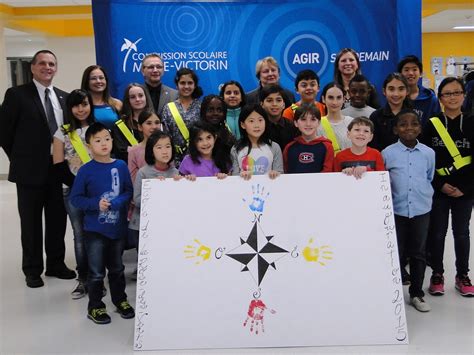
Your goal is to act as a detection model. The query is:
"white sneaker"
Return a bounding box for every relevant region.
[411,296,431,312]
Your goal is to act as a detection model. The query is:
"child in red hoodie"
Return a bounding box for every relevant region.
[283,103,334,173]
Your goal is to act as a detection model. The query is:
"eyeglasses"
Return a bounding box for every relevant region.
[89,76,105,81]
[144,64,164,70]
[440,91,464,98]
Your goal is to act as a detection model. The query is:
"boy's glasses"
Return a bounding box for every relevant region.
[440,91,464,98]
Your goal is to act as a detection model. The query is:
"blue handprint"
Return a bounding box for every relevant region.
[243,184,269,213]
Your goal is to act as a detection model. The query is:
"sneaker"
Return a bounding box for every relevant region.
[87,308,111,324]
[71,280,87,300]
[116,300,135,319]
[401,268,411,286]
[455,275,474,297]
[410,297,431,312]
[428,273,445,295]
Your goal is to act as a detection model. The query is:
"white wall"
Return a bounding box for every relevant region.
[0,34,96,177]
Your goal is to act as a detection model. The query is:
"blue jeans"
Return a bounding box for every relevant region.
[395,212,430,298]
[428,195,472,276]
[84,231,127,310]
[63,187,88,281]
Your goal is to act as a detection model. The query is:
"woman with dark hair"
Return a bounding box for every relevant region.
[80,65,122,129]
[161,68,203,166]
[220,80,246,140]
[333,48,379,109]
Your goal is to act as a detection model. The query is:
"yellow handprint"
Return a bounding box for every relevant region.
[302,238,333,265]
[184,239,211,265]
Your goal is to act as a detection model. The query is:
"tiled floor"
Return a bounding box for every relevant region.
[0,180,473,354]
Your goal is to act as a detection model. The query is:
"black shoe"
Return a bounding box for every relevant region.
[45,266,76,279]
[87,308,111,324]
[25,275,44,288]
[116,301,135,319]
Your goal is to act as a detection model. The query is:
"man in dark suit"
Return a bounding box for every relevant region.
[141,53,178,117]
[0,50,76,288]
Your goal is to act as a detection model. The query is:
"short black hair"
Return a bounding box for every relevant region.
[349,74,370,87]
[295,69,320,88]
[200,94,227,123]
[85,122,110,144]
[397,55,423,73]
[144,130,175,165]
[394,108,421,126]
[294,103,321,121]
[259,84,286,102]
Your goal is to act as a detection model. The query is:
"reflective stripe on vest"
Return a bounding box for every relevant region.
[321,116,340,155]
[168,102,190,154]
[115,119,138,146]
[62,124,91,164]
[430,116,472,176]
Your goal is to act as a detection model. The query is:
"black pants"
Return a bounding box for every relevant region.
[16,177,67,277]
[395,212,430,298]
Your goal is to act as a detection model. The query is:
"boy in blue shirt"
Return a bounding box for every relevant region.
[382,109,435,312]
[71,122,134,324]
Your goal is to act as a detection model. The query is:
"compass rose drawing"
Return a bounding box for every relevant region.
[226,220,289,286]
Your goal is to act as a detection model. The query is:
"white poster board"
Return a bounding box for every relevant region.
[134,172,408,350]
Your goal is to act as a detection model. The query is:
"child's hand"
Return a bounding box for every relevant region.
[99,198,110,211]
[352,166,367,179]
[156,176,166,181]
[216,173,228,180]
[173,175,183,181]
[268,170,280,179]
[441,183,456,195]
[446,185,464,197]
[240,171,252,180]
[342,167,354,176]
[184,174,196,181]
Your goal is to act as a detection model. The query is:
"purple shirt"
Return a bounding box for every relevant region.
[179,155,220,177]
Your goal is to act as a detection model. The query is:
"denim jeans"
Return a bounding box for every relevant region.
[428,195,472,276]
[395,212,430,298]
[63,187,88,281]
[84,231,127,310]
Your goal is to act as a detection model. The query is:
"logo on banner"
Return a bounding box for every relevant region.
[283,34,329,78]
[121,38,142,73]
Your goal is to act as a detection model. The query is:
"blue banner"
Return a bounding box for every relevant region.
[92,0,421,101]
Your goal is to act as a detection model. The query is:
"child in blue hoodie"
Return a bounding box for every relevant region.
[397,55,441,127]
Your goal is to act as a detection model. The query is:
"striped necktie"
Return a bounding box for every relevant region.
[44,88,58,136]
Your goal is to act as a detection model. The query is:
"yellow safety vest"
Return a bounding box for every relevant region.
[62,124,91,164]
[430,116,472,176]
[168,102,190,154]
[321,116,340,156]
[115,119,138,146]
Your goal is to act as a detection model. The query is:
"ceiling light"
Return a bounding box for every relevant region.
[453,26,474,30]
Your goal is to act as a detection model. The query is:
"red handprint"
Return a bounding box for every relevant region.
[243,299,276,335]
